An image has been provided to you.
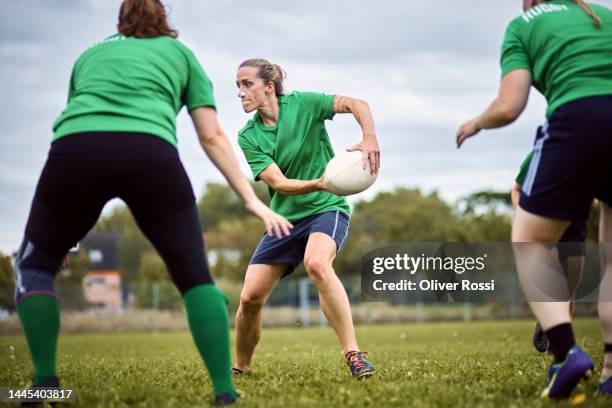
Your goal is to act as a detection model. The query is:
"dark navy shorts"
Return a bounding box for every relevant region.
[520,95,612,222]
[249,210,350,277]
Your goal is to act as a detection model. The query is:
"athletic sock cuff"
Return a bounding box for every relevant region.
[183,284,229,318]
[545,323,575,363]
[16,291,59,306]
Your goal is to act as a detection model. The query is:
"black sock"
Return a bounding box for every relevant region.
[605,343,612,353]
[545,323,576,363]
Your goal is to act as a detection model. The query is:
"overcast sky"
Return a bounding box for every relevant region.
[2,0,611,253]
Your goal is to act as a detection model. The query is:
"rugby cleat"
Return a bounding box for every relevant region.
[232,367,250,376]
[532,322,549,353]
[596,377,612,396]
[346,351,376,380]
[21,376,61,407]
[213,391,239,406]
[541,346,593,399]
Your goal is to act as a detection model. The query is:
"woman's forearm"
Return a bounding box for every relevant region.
[272,177,322,195]
[191,107,260,205]
[199,129,260,205]
[350,99,377,138]
[475,97,519,130]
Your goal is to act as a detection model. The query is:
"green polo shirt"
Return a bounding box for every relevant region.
[53,34,215,146]
[501,0,612,117]
[238,91,351,221]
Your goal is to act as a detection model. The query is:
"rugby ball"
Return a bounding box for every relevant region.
[323,151,377,196]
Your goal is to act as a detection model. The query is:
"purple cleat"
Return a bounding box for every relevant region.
[596,376,612,396]
[541,346,593,399]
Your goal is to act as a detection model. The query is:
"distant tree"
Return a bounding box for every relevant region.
[458,190,513,216]
[350,188,461,242]
[335,188,465,276]
[87,184,522,285]
[137,251,169,282]
[134,251,181,309]
[91,182,269,284]
[333,188,516,276]
[206,217,264,281]
[457,212,512,242]
[0,251,15,311]
[55,251,90,309]
[56,251,90,285]
[0,250,91,311]
[95,206,153,283]
[459,190,600,241]
[197,182,269,231]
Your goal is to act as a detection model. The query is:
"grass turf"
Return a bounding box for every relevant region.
[0,318,609,407]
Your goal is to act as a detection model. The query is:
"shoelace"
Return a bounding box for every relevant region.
[346,351,368,370]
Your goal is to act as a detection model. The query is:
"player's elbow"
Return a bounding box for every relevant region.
[497,103,522,124]
[350,97,369,112]
[191,107,225,147]
[262,176,287,195]
[338,96,369,114]
[495,93,527,125]
[198,128,225,147]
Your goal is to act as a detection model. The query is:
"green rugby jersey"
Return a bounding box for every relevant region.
[515,151,534,185]
[53,34,215,146]
[501,0,612,117]
[238,91,351,221]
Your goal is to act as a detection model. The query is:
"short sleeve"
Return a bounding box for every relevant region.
[296,91,336,121]
[500,20,531,77]
[183,50,216,111]
[238,134,275,181]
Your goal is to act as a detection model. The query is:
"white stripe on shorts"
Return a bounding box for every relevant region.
[523,121,550,196]
[332,211,339,239]
[338,222,349,251]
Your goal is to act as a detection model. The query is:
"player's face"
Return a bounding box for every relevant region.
[236,67,270,113]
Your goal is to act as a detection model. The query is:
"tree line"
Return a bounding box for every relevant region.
[0,183,600,311]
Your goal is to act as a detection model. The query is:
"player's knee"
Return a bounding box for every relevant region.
[239,291,266,313]
[304,257,331,282]
[14,238,63,304]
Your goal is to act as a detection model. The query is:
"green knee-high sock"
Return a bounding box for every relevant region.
[183,284,236,397]
[17,294,60,386]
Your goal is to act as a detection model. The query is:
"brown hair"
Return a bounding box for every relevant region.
[542,0,602,27]
[118,0,178,39]
[574,0,602,27]
[239,59,286,96]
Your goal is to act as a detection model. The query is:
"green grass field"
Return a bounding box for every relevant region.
[0,319,609,407]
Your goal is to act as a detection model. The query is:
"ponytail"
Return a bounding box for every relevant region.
[271,64,287,96]
[574,0,602,27]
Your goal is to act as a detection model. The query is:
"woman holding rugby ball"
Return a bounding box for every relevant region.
[233,58,380,379]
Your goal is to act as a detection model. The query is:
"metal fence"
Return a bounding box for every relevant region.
[0,274,598,335]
